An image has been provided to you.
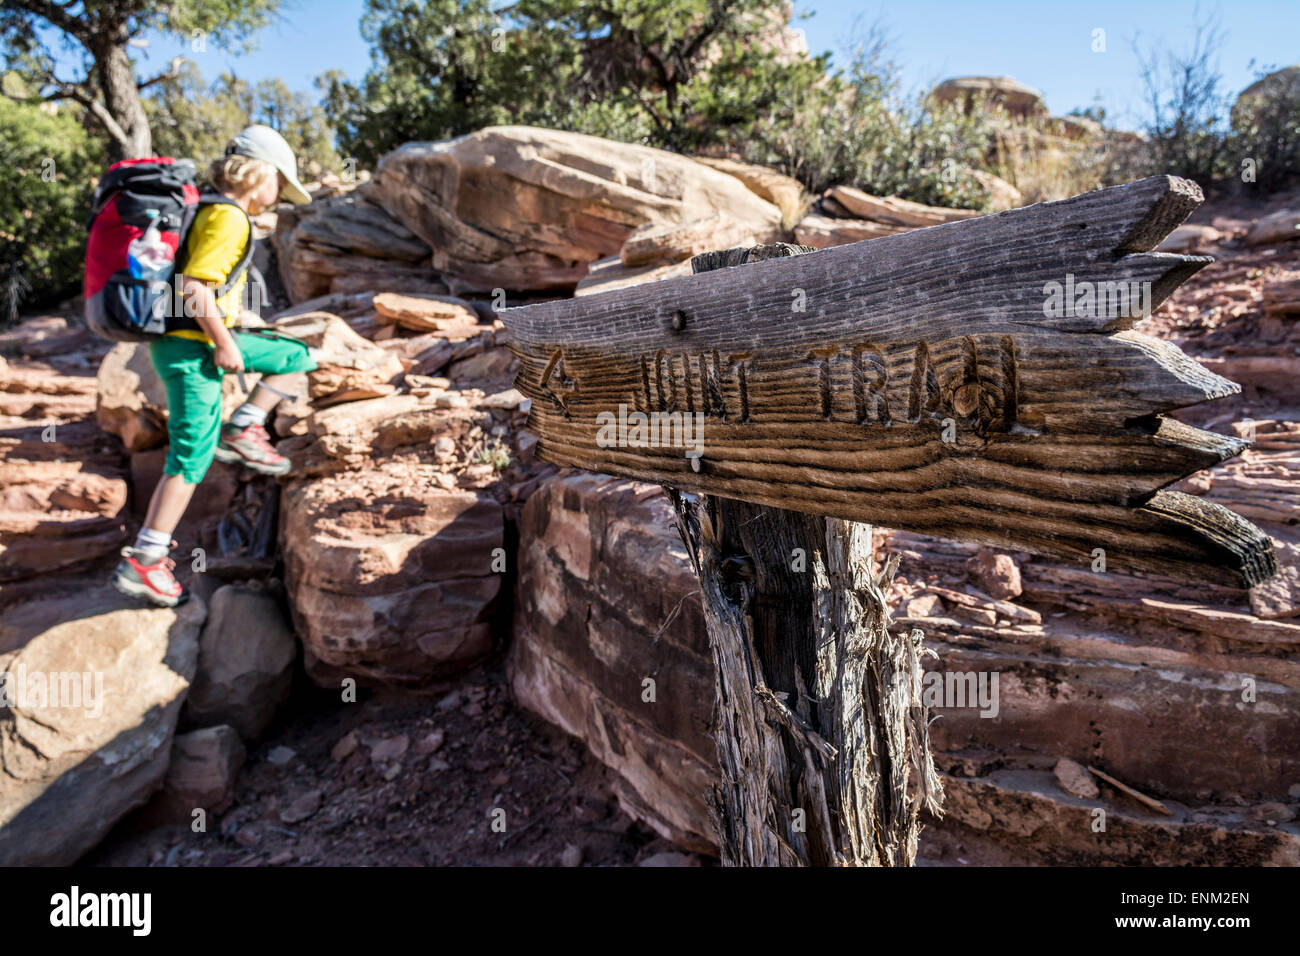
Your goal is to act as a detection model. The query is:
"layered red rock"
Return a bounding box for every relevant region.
[96,342,169,452]
[282,469,504,688]
[691,156,807,227]
[793,214,905,249]
[508,472,716,852]
[620,215,761,267]
[372,292,481,334]
[1,349,129,581]
[278,336,533,688]
[272,186,436,303]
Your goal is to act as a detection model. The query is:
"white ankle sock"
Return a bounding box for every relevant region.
[134,527,172,562]
[229,403,268,429]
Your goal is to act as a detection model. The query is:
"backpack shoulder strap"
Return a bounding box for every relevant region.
[176,192,256,298]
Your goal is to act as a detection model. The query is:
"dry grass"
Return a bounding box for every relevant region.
[986,122,1117,204]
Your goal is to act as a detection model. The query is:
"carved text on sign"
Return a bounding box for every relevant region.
[628,335,1020,433]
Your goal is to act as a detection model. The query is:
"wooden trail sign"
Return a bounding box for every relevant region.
[502,176,1277,588]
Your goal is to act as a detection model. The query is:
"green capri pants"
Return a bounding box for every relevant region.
[149,330,317,483]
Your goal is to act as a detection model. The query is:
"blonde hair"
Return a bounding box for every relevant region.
[208,151,278,196]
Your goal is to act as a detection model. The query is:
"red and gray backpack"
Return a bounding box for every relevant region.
[83,157,254,342]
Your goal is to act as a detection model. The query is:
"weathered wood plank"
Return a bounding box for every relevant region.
[501,176,1278,587]
[507,176,1210,342]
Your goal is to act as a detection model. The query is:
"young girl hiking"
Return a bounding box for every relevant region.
[113,125,317,607]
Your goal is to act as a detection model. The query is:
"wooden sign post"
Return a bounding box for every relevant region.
[500,176,1277,865]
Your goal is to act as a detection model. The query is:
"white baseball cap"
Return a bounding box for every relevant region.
[226,124,312,204]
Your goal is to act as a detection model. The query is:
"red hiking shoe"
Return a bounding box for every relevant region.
[113,543,185,607]
[214,422,292,476]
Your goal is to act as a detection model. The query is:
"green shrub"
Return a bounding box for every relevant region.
[0,95,104,325]
[740,41,995,209]
[1229,66,1300,193]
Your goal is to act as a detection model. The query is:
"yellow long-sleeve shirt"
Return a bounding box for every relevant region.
[167,202,251,345]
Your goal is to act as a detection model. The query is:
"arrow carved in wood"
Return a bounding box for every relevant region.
[500,175,1278,588]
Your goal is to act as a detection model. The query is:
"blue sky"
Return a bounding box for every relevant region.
[40,0,1300,129]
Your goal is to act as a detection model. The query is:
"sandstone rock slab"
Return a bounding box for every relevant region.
[0,586,206,865]
[373,126,782,294]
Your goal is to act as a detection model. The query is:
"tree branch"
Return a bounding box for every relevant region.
[11,0,88,42]
[40,72,133,153]
[136,57,186,90]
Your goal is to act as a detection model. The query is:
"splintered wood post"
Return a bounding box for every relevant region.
[669,243,942,866]
[499,175,1281,866]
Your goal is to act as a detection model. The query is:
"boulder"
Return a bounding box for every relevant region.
[930,76,1049,119]
[1245,210,1300,247]
[508,472,716,852]
[282,472,503,688]
[691,156,808,227]
[372,126,783,294]
[1158,223,1223,253]
[446,347,518,386]
[967,548,1022,600]
[968,169,1023,211]
[136,725,246,827]
[1233,65,1300,123]
[0,586,206,865]
[182,584,296,740]
[281,391,486,476]
[286,245,438,288]
[292,190,430,261]
[279,390,514,688]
